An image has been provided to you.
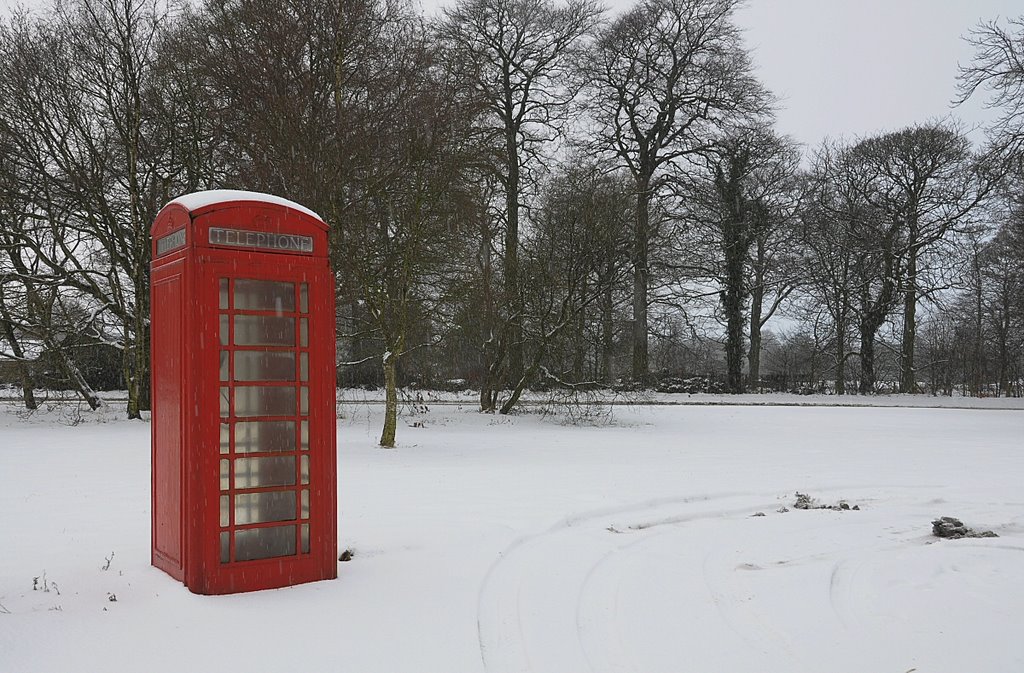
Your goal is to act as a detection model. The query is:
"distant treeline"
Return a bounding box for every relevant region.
[1,1,1022,443]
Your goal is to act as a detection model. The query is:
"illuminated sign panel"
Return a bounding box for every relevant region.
[209,227,313,254]
[156,229,186,256]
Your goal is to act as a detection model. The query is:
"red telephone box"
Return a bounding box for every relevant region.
[150,190,337,594]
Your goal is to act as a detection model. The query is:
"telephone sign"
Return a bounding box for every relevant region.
[208,227,314,253]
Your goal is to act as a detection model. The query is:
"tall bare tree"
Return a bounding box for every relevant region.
[801,139,905,394]
[497,160,630,413]
[588,0,767,384]
[0,2,172,415]
[693,123,799,392]
[334,4,482,446]
[849,123,992,393]
[800,144,859,394]
[438,0,602,411]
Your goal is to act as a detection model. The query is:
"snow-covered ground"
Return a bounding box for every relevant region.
[1,402,1022,673]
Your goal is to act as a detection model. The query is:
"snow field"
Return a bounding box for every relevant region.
[0,403,1022,672]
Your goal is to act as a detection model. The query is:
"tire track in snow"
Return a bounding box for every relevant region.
[477,491,757,673]
[477,491,807,673]
[477,486,942,673]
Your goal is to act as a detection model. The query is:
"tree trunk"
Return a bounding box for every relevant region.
[748,268,764,392]
[900,240,918,393]
[858,322,876,395]
[972,248,984,396]
[0,310,37,410]
[504,127,522,388]
[19,364,37,410]
[632,175,650,384]
[601,267,614,384]
[499,348,546,415]
[723,292,745,393]
[53,339,104,411]
[480,336,502,413]
[997,288,1010,396]
[835,314,846,396]
[479,211,497,411]
[122,256,151,419]
[572,278,587,381]
[139,322,151,411]
[723,221,746,394]
[380,351,398,447]
[126,300,148,419]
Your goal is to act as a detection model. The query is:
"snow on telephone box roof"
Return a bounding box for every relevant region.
[168,189,324,222]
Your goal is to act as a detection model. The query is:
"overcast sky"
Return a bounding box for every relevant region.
[2,0,1020,149]
[728,0,1020,149]
[425,0,1020,149]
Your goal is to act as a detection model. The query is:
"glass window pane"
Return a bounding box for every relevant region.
[220,387,230,418]
[300,318,308,347]
[300,421,309,450]
[220,459,230,490]
[219,279,229,310]
[234,279,295,313]
[235,492,296,525]
[300,353,308,381]
[300,455,309,485]
[235,525,296,561]
[300,387,308,415]
[234,456,296,489]
[220,424,230,454]
[233,386,295,417]
[234,421,296,453]
[220,531,230,563]
[220,495,230,527]
[301,489,309,519]
[219,350,229,382]
[234,351,296,381]
[300,284,308,313]
[301,523,309,553]
[219,315,229,346]
[233,315,295,347]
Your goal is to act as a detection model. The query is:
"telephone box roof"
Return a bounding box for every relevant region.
[168,190,324,223]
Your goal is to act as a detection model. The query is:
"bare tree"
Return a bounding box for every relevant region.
[801,140,905,394]
[438,0,601,411]
[958,16,1024,158]
[335,5,482,445]
[588,0,767,384]
[849,123,993,393]
[691,123,799,392]
[497,161,630,413]
[0,1,176,417]
[979,225,1024,395]
[799,144,859,394]
[190,0,339,214]
[59,0,173,417]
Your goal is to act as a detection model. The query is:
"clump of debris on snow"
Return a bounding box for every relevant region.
[792,492,860,511]
[931,516,998,539]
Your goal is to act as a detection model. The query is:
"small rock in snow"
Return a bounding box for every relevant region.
[932,516,998,539]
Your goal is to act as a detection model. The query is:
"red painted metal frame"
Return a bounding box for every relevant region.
[151,198,337,595]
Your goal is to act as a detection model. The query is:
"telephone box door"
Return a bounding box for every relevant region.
[207,264,336,583]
